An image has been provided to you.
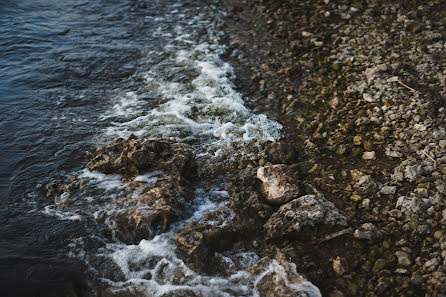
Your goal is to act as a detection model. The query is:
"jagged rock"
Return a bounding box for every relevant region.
[396,196,430,219]
[354,175,377,195]
[353,223,383,242]
[87,135,196,177]
[247,253,321,297]
[381,186,397,195]
[404,164,423,182]
[176,190,271,271]
[176,205,240,270]
[85,136,197,243]
[257,164,300,205]
[264,195,348,238]
[262,140,298,164]
[109,176,190,243]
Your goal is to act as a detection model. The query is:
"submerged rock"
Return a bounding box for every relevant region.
[247,253,321,297]
[264,194,347,239]
[257,164,300,205]
[110,175,191,243]
[87,135,196,177]
[176,205,240,270]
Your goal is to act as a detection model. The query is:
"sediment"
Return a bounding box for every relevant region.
[217,0,446,296]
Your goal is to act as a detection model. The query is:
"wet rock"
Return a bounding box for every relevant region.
[247,254,322,297]
[264,194,347,238]
[353,223,383,242]
[176,205,240,270]
[262,140,298,164]
[257,164,300,205]
[111,177,189,243]
[87,135,196,177]
[85,136,197,243]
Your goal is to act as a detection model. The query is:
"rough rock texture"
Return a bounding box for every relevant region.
[47,136,196,244]
[108,175,191,243]
[264,195,347,239]
[220,0,446,294]
[87,135,196,178]
[247,253,321,297]
[257,164,300,205]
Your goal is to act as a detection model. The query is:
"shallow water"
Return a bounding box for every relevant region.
[0,1,319,296]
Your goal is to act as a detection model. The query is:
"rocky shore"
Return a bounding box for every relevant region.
[215,0,446,296]
[43,1,446,296]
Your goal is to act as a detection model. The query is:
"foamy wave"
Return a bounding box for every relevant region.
[101,15,281,162]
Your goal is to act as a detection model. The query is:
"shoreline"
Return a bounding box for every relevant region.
[218,0,446,296]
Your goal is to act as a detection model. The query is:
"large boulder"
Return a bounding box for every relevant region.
[264,194,348,239]
[257,164,300,205]
[87,135,196,177]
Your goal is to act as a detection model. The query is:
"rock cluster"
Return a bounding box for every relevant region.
[47,136,196,244]
[221,0,446,295]
[86,135,195,177]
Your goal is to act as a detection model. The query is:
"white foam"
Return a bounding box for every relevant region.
[134,170,165,184]
[79,169,125,191]
[101,15,282,163]
[43,6,321,297]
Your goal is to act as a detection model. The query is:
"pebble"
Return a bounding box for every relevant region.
[381,186,396,195]
[362,151,376,160]
[395,251,412,266]
[353,223,382,241]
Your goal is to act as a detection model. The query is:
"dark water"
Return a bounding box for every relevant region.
[0,1,202,295]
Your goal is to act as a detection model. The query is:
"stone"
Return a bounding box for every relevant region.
[362,151,376,160]
[355,175,377,195]
[381,186,397,195]
[350,169,365,181]
[385,149,402,158]
[264,194,348,238]
[87,135,196,177]
[333,256,345,275]
[351,194,362,202]
[257,165,300,205]
[353,223,382,241]
[353,135,362,146]
[395,251,412,266]
[404,164,423,182]
[363,93,375,102]
[247,254,322,297]
[396,196,430,218]
[84,136,197,243]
